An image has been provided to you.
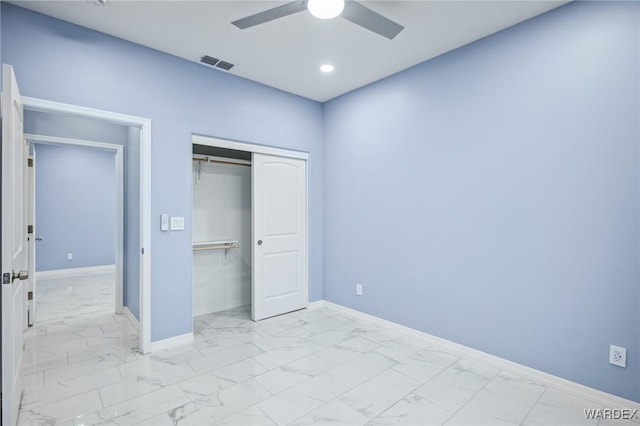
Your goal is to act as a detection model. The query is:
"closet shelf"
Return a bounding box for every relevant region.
[193,241,240,251]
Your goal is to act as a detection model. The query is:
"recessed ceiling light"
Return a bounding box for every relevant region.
[307,0,345,19]
[320,64,335,73]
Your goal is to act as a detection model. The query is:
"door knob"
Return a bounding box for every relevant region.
[11,270,28,282]
[257,240,263,246]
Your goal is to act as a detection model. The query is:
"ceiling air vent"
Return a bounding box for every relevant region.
[200,55,220,67]
[200,55,235,72]
[216,61,234,71]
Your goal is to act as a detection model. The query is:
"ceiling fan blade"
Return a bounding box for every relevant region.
[341,1,404,40]
[232,0,308,29]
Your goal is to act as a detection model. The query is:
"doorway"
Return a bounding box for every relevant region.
[25,133,125,328]
[21,96,152,354]
[191,134,309,324]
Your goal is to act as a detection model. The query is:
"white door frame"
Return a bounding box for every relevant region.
[24,134,125,317]
[191,134,309,319]
[192,134,308,161]
[23,96,152,354]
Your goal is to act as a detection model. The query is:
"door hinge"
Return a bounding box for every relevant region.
[27,158,33,167]
[28,225,33,234]
[141,247,144,255]
[28,291,33,301]
[2,273,10,285]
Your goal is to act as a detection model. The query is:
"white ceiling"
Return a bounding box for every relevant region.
[10,0,569,102]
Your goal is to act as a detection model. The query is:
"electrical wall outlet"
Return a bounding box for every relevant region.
[66,252,73,260]
[610,345,626,368]
[356,283,363,296]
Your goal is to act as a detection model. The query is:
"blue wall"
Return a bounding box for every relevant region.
[33,143,116,271]
[1,3,324,341]
[25,110,129,143]
[324,1,639,401]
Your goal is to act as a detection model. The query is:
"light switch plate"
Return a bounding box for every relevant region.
[170,217,185,231]
[160,214,169,231]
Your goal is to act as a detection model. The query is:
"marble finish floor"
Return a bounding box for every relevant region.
[18,273,635,425]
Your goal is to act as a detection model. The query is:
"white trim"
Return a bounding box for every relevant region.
[123,306,140,331]
[36,264,115,280]
[24,134,122,152]
[23,96,149,128]
[192,134,309,160]
[115,146,124,314]
[307,300,327,310]
[26,133,125,314]
[321,300,640,410]
[140,121,152,354]
[150,332,194,352]
[23,96,153,355]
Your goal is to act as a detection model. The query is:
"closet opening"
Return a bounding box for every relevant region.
[192,144,252,319]
[191,135,309,328]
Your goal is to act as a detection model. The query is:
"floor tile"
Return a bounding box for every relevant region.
[156,380,271,425]
[339,369,420,419]
[445,388,534,425]
[217,406,276,425]
[412,358,499,413]
[258,375,349,425]
[370,393,454,425]
[25,390,103,424]
[81,385,190,425]
[484,370,547,406]
[22,366,122,409]
[188,343,263,374]
[326,352,398,389]
[523,387,601,426]
[315,336,379,366]
[20,272,616,426]
[373,335,427,362]
[392,346,458,383]
[292,399,370,425]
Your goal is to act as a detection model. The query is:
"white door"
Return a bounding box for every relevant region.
[252,153,307,321]
[27,154,36,326]
[2,64,26,426]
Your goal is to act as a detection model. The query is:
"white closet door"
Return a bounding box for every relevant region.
[252,153,307,321]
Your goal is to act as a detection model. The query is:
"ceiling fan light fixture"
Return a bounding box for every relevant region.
[307,0,345,20]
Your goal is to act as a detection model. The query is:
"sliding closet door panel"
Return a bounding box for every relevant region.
[252,153,307,321]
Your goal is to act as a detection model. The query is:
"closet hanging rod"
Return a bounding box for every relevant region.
[192,240,240,251]
[192,155,251,167]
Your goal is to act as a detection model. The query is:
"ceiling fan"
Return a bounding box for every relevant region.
[231,0,404,40]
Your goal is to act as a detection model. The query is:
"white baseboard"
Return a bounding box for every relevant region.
[150,332,194,352]
[36,264,115,280]
[308,300,326,310]
[319,300,639,411]
[123,306,140,331]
